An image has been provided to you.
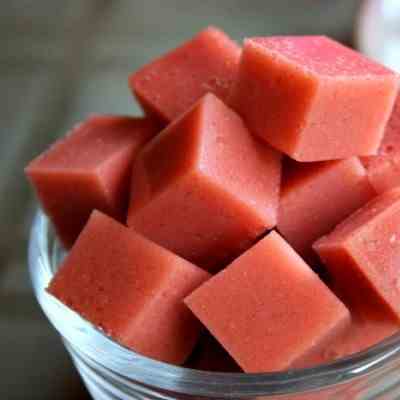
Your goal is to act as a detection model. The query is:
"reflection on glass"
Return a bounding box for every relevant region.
[356,0,400,71]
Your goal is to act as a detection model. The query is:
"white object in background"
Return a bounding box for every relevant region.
[355,0,400,71]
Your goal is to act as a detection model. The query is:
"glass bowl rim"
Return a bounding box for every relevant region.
[28,209,400,397]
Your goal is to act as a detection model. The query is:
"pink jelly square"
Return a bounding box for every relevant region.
[130,26,241,123]
[25,115,159,247]
[231,36,399,161]
[298,283,400,367]
[362,94,400,193]
[185,231,350,372]
[127,93,281,271]
[278,157,375,258]
[48,211,210,364]
[314,188,400,320]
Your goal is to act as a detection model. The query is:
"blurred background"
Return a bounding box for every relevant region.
[1,1,399,399]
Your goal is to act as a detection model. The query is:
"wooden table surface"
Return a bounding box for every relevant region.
[0,1,358,398]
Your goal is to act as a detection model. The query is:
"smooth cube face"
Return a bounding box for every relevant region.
[185,231,350,372]
[130,26,241,123]
[318,314,399,363]
[232,36,399,161]
[127,94,281,271]
[299,284,400,367]
[301,317,399,368]
[314,188,400,320]
[278,158,375,258]
[25,115,159,247]
[48,211,210,365]
[362,95,400,193]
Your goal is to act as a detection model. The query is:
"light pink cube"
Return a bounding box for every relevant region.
[278,157,375,258]
[362,94,400,193]
[185,231,350,372]
[26,115,159,247]
[130,26,241,123]
[127,94,281,271]
[299,284,400,367]
[48,211,210,364]
[231,36,399,161]
[314,188,400,320]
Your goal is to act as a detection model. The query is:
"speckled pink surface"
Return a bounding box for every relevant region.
[314,188,400,320]
[48,211,210,364]
[127,93,281,271]
[185,231,350,372]
[278,157,375,258]
[231,36,399,161]
[26,115,159,247]
[362,95,400,193]
[299,284,400,367]
[130,26,241,123]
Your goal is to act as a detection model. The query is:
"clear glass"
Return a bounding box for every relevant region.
[355,0,400,71]
[28,210,400,399]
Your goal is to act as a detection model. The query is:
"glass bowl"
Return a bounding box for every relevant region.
[28,209,400,399]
